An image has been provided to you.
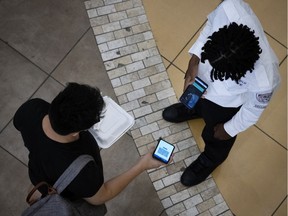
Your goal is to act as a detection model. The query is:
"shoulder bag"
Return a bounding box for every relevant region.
[22,155,107,216]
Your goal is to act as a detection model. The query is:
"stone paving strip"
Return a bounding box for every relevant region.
[84,0,233,215]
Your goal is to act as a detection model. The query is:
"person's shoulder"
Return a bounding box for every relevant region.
[13,98,49,130]
[218,0,251,12]
[15,98,48,113]
[211,0,256,27]
[24,98,49,113]
[246,62,280,91]
[209,0,244,23]
[16,98,48,108]
[27,98,49,106]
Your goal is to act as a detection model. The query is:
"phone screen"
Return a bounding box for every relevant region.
[153,139,175,164]
[180,77,208,109]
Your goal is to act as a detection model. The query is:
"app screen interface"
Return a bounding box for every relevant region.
[154,140,174,162]
[181,79,206,109]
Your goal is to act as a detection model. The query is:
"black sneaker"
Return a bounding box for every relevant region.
[180,154,216,187]
[162,103,201,123]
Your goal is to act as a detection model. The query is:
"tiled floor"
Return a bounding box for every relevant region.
[0,0,286,216]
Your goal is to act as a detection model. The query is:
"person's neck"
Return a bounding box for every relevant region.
[42,115,79,143]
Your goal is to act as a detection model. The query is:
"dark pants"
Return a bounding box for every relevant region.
[194,98,241,167]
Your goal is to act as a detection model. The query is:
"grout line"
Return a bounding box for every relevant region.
[27,27,92,103]
[48,27,91,75]
[0,38,50,76]
[264,30,288,49]
[0,119,12,135]
[279,55,287,66]
[170,20,207,66]
[271,195,287,216]
[2,76,65,138]
[158,208,167,216]
[254,125,287,150]
[0,145,28,167]
[0,129,28,168]
[0,25,91,101]
[0,27,92,157]
[29,76,54,99]
[161,55,186,74]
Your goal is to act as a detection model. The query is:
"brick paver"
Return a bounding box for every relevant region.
[84,0,233,215]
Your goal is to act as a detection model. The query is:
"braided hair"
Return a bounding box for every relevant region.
[201,22,262,83]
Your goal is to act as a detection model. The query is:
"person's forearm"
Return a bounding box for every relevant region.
[184,54,200,91]
[85,153,164,205]
[185,54,200,78]
[103,162,144,200]
[85,161,145,205]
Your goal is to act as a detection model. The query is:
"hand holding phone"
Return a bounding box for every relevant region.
[152,138,175,164]
[180,76,208,109]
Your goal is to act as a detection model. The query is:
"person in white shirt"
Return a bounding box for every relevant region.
[162,0,280,187]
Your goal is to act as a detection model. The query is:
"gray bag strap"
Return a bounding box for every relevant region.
[53,154,94,193]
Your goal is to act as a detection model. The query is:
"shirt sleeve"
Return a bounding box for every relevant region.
[224,89,274,137]
[13,98,46,131]
[13,101,26,131]
[67,160,104,198]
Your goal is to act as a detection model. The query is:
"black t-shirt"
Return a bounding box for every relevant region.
[13,98,104,200]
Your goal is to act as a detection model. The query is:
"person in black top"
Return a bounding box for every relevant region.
[14,83,166,206]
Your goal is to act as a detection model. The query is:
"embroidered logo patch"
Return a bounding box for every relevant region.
[256,92,273,103]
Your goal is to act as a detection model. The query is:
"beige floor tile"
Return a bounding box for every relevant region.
[32,77,64,103]
[0,148,30,216]
[0,0,90,73]
[0,0,25,19]
[51,29,116,99]
[143,0,221,62]
[0,121,29,165]
[246,0,287,45]
[166,64,185,98]
[173,28,203,72]
[267,35,287,63]
[0,78,65,166]
[0,41,47,131]
[213,126,287,216]
[256,59,287,147]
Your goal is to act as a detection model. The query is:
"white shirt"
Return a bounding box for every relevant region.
[189,0,280,137]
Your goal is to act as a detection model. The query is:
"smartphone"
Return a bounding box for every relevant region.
[152,138,175,164]
[179,76,208,109]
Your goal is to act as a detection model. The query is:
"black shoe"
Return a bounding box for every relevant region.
[162,103,201,123]
[180,154,216,187]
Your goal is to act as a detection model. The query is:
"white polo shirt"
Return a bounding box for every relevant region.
[189,0,280,137]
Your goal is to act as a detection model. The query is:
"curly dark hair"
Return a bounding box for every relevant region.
[48,83,104,135]
[201,22,262,83]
